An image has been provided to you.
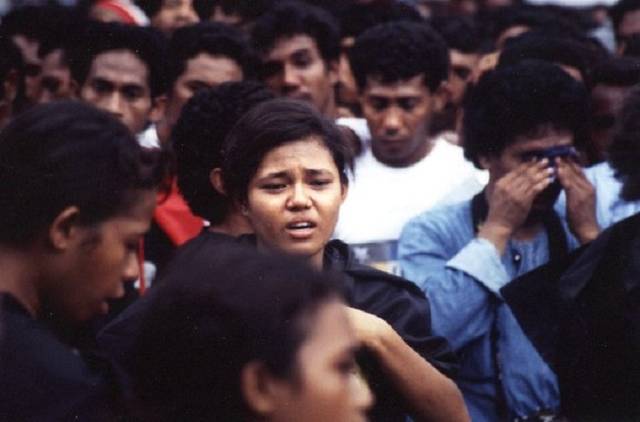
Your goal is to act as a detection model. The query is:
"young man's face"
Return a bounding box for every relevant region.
[165,53,243,127]
[361,75,438,167]
[150,0,198,36]
[80,49,158,134]
[261,34,338,117]
[482,127,574,213]
[36,49,75,104]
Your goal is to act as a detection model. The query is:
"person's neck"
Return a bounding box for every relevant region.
[155,118,172,148]
[208,210,253,238]
[374,136,434,168]
[0,247,42,317]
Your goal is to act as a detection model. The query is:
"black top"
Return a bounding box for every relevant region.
[502,212,640,421]
[99,232,458,422]
[0,294,118,421]
[322,239,458,421]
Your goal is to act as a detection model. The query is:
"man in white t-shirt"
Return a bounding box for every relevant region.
[334,21,485,273]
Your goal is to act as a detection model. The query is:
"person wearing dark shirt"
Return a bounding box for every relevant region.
[0,101,166,420]
[221,98,468,422]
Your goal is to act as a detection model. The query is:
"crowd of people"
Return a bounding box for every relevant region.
[1,0,640,420]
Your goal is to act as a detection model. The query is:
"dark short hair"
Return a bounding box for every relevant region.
[167,22,257,89]
[173,81,274,223]
[608,86,640,201]
[338,1,423,40]
[488,5,582,43]
[37,6,85,62]
[251,1,341,64]
[429,15,483,54]
[0,101,168,246]
[462,60,590,167]
[592,56,640,87]
[193,0,274,22]
[499,31,593,86]
[349,21,449,92]
[70,22,168,98]
[136,0,164,19]
[130,243,342,421]
[0,36,25,108]
[222,98,351,203]
[0,5,49,40]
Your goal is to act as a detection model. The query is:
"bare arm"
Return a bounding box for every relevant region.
[346,307,470,422]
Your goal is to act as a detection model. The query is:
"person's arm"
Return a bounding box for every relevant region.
[346,307,469,422]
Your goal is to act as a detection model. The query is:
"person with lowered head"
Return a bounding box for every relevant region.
[129,245,373,422]
[220,98,468,422]
[334,21,484,274]
[0,101,166,420]
[399,61,599,421]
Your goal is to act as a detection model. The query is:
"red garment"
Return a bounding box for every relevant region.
[154,180,204,246]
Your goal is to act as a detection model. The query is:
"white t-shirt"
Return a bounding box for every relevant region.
[333,131,486,272]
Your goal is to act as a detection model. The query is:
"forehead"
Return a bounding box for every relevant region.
[180,53,243,83]
[88,49,150,87]
[266,34,323,63]
[450,50,478,68]
[42,49,68,71]
[363,74,430,98]
[511,128,574,153]
[255,137,336,174]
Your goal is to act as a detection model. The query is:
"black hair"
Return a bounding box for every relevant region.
[429,15,483,53]
[136,0,164,19]
[592,56,640,87]
[173,81,274,223]
[193,0,274,22]
[608,86,640,201]
[36,6,85,62]
[130,243,343,421]
[70,22,168,98]
[0,36,25,109]
[338,1,423,40]
[498,31,593,86]
[167,22,256,89]
[487,5,582,44]
[222,98,351,203]
[251,1,341,64]
[462,60,590,167]
[0,101,169,246]
[0,5,49,41]
[610,0,640,35]
[622,34,640,58]
[348,21,449,92]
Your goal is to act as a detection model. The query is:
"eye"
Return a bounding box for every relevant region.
[368,97,388,111]
[291,51,312,69]
[398,98,419,111]
[185,81,210,94]
[452,66,471,80]
[41,77,61,94]
[261,182,287,191]
[310,179,331,188]
[91,79,113,95]
[122,85,145,101]
[337,357,357,376]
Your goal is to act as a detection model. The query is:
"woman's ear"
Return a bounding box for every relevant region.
[209,167,226,195]
[340,183,349,204]
[48,206,81,250]
[241,361,290,418]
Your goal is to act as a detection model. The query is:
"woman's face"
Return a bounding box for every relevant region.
[245,137,347,267]
[263,300,373,422]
